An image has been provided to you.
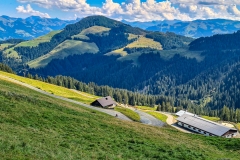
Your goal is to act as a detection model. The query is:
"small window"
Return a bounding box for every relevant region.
[198,129,201,132]
[204,131,206,134]
[193,127,196,130]
[188,125,191,128]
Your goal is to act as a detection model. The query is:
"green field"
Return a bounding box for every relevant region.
[127,36,162,49]
[2,31,61,59]
[107,36,162,57]
[0,71,99,104]
[0,75,240,159]
[105,48,128,56]
[201,116,220,122]
[17,30,62,47]
[71,26,110,40]
[28,40,99,68]
[0,43,12,51]
[128,34,139,40]
[137,105,157,111]
[114,107,141,122]
[81,26,110,35]
[146,111,168,123]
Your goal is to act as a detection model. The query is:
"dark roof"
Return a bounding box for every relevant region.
[96,96,116,107]
[177,114,237,136]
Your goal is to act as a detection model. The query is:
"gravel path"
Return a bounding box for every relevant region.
[0,74,167,127]
[135,110,165,127]
[0,74,131,121]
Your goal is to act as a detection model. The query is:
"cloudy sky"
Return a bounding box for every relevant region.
[1,0,240,21]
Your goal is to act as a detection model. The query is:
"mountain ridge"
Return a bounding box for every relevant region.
[0,15,78,40]
[124,19,240,38]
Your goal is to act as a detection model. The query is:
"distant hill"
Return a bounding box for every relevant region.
[125,19,240,38]
[0,15,191,69]
[2,16,240,114]
[0,15,78,40]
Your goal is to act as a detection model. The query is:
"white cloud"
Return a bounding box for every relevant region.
[17,0,240,21]
[16,4,50,18]
[228,5,240,16]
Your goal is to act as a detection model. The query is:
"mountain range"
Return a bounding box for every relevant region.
[125,19,240,38]
[0,15,78,40]
[1,15,240,114]
[1,15,240,41]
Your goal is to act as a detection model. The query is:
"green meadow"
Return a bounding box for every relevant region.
[0,72,240,159]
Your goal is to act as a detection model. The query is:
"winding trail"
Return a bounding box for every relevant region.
[135,110,165,127]
[0,74,165,127]
[0,74,131,121]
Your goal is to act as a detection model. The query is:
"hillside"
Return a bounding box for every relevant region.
[0,72,240,159]
[0,15,77,40]
[0,15,191,70]
[2,16,240,117]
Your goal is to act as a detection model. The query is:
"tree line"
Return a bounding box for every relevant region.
[24,72,240,123]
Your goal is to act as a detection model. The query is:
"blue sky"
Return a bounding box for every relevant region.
[1,0,240,21]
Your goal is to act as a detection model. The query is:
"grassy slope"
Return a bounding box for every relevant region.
[0,43,12,51]
[2,31,61,58]
[114,107,141,122]
[80,26,110,35]
[17,30,62,47]
[201,116,220,122]
[107,36,162,57]
[28,40,99,68]
[0,77,240,159]
[113,37,203,66]
[0,71,98,104]
[71,26,111,40]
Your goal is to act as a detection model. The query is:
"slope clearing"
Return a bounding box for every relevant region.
[0,74,240,159]
[106,36,162,57]
[0,43,12,51]
[28,40,99,68]
[2,30,61,58]
[71,26,111,40]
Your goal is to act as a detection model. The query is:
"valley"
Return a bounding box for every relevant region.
[1,16,240,123]
[1,1,240,159]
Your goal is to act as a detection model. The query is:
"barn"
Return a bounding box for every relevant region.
[91,96,116,109]
[177,114,238,138]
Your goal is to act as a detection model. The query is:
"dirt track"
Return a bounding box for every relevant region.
[0,74,165,127]
[0,74,131,121]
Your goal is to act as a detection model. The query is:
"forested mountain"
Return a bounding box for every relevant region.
[1,15,240,117]
[0,15,78,40]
